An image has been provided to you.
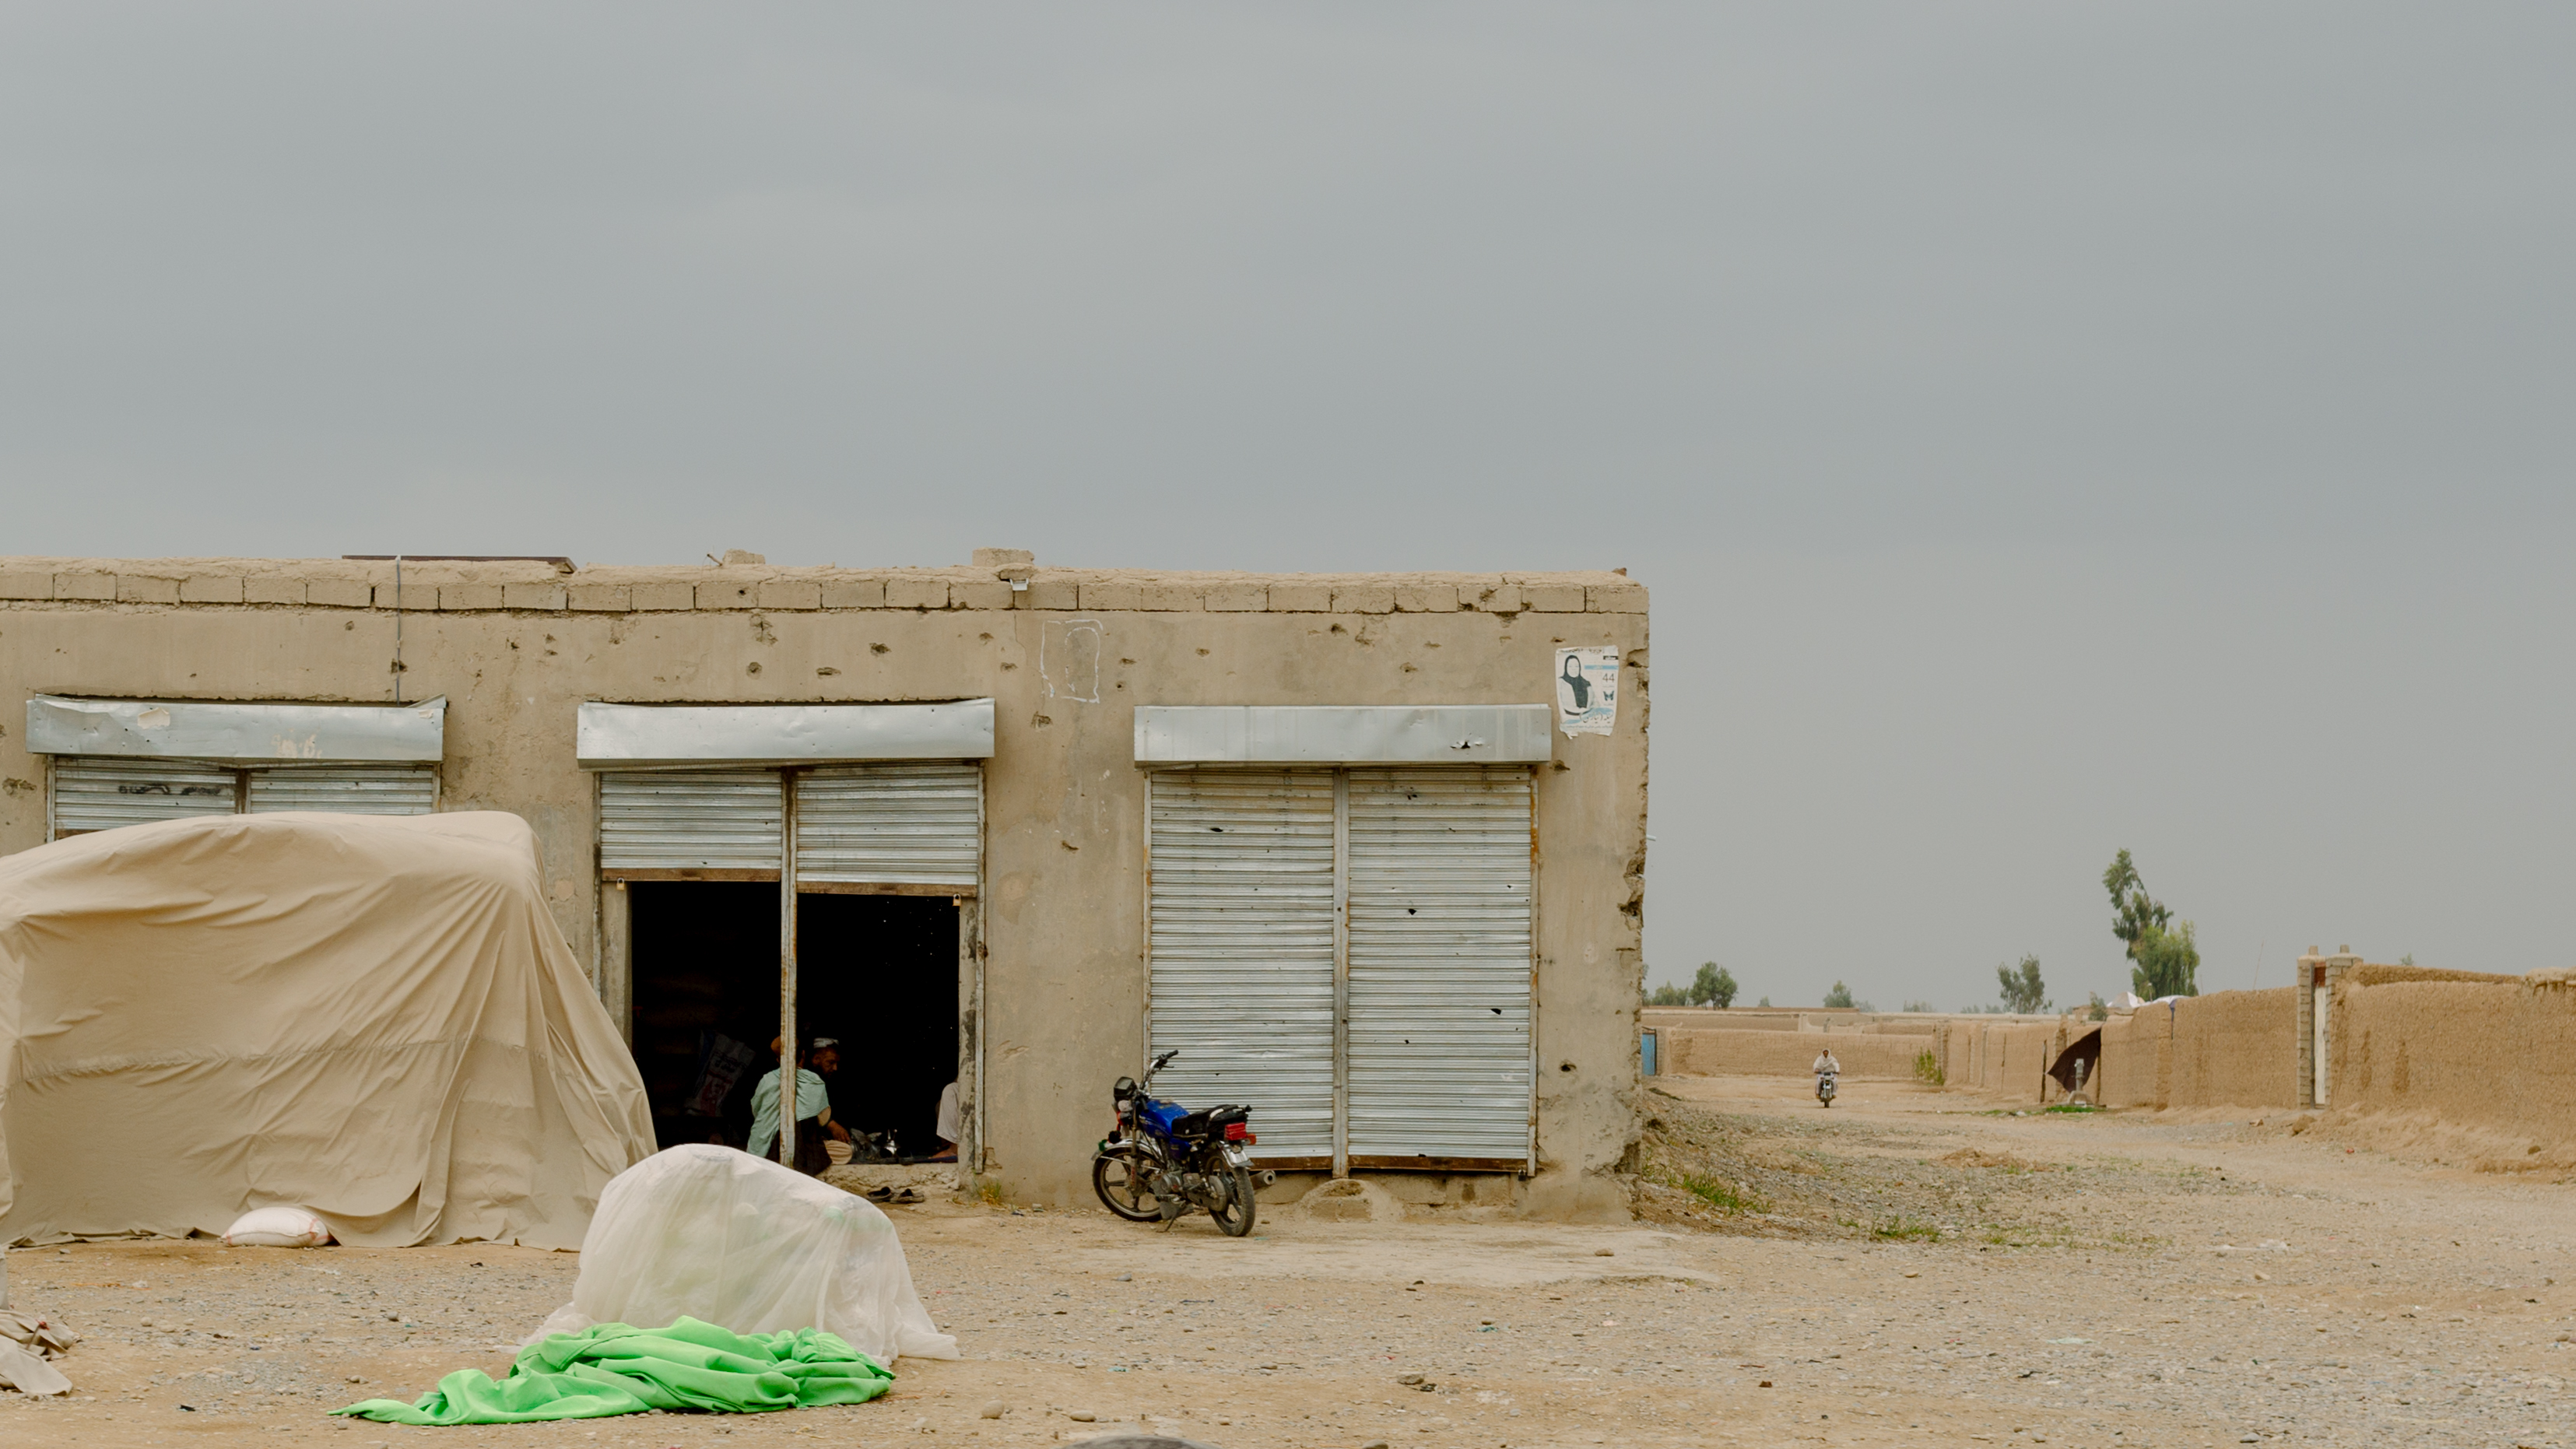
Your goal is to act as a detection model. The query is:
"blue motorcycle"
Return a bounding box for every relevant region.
[1092,1050,1267,1236]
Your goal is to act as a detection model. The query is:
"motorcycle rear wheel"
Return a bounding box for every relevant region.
[1092,1146,1163,1222]
[1209,1165,1258,1237]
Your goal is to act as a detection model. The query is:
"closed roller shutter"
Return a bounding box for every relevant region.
[598,770,783,873]
[1345,766,1535,1166]
[246,765,437,816]
[1146,769,1338,1163]
[795,763,982,887]
[49,757,240,837]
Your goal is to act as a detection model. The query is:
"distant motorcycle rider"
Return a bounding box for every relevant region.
[1813,1047,1841,1106]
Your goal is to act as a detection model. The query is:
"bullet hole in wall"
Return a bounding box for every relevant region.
[746,662,761,675]
[872,644,890,654]
[1196,648,1209,656]
[343,621,355,631]
[816,667,840,677]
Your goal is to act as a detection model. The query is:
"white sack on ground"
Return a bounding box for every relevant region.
[0,812,656,1248]
[541,1145,959,1364]
[222,1207,332,1247]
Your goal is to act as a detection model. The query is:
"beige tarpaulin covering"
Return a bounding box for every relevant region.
[0,812,655,1248]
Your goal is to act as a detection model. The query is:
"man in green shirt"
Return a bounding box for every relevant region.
[748,1039,848,1174]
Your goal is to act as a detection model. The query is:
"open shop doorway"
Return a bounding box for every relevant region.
[795,893,962,1164]
[628,881,777,1152]
[626,882,962,1161]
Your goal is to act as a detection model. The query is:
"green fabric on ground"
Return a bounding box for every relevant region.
[333,1317,895,1425]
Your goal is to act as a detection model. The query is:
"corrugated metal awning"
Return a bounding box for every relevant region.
[26,695,447,763]
[598,770,784,874]
[576,700,995,768]
[795,763,983,888]
[1146,768,1340,1165]
[1344,766,1535,1166]
[1133,704,1552,766]
[49,757,242,834]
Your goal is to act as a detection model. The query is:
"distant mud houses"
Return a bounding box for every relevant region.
[1645,952,2576,1164]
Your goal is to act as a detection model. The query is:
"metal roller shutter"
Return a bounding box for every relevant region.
[598,770,783,873]
[1146,769,1339,1163]
[1345,766,1535,1165]
[49,757,240,837]
[246,766,437,816]
[795,763,982,887]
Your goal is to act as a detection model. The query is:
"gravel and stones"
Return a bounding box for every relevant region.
[2,1076,2567,1447]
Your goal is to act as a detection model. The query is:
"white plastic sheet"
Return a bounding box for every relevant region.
[539,1146,958,1365]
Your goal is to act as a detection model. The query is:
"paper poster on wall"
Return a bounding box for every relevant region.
[1555,647,1618,736]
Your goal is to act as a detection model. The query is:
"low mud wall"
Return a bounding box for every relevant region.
[2332,968,2576,1157]
[1642,1009,1807,1033]
[1938,1020,2081,1103]
[2095,1008,2172,1108]
[2164,988,2300,1110]
[1656,1028,1929,1080]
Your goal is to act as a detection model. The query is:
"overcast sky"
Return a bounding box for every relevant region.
[5,5,2571,1009]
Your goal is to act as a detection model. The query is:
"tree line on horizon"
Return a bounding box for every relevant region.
[1641,848,2202,1012]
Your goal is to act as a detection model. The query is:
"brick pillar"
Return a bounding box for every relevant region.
[2295,946,2360,1108]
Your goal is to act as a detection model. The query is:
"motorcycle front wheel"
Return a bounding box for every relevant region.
[1092,1146,1164,1222]
[1209,1164,1258,1237]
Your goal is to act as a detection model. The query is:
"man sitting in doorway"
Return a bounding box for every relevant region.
[748,1037,851,1176]
[931,1080,960,1162]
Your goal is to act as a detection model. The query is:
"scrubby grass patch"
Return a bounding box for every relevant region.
[1654,1166,1767,1215]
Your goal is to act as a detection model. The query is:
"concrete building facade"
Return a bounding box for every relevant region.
[0,553,1648,1217]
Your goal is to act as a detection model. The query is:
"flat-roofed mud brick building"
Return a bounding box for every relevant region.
[0,551,1648,1217]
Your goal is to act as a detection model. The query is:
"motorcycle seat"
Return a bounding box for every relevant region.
[1170,1104,1248,1138]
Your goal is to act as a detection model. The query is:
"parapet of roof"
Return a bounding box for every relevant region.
[0,557,1644,616]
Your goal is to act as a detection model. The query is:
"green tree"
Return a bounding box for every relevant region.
[2086,991,2108,1022]
[1996,954,2048,1013]
[2103,849,2171,956]
[2132,919,2199,998]
[2105,848,2198,998]
[1690,962,1739,1009]
[1645,981,1689,1005]
[1822,980,1855,1009]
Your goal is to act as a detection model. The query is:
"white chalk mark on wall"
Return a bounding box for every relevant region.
[1043,619,1104,703]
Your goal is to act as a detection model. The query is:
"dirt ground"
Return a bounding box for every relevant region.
[5,1076,2572,1448]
